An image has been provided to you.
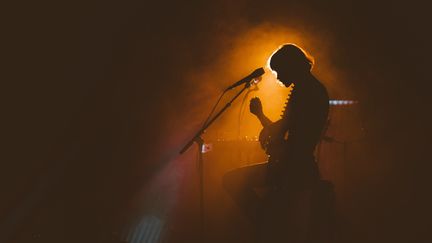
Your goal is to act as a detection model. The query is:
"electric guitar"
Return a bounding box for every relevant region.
[250,97,289,163]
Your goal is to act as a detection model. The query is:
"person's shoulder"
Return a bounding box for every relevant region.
[312,78,329,99]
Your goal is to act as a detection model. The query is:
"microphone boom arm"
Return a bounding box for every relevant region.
[180,79,256,154]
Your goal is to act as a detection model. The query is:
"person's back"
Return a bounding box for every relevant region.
[271,74,329,187]
[283,77,329,155]
[284,77,329,158]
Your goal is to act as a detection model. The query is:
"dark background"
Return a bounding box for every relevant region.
[3,0,431,242]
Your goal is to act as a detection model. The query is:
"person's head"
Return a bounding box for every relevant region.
[268,44,314,86]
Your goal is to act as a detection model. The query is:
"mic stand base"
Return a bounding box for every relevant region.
[195,136,205,241]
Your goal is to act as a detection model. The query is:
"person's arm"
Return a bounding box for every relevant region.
[255,111,272,127]
[249,97,272,127]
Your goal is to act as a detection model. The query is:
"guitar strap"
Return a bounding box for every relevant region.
[280,86,297,135]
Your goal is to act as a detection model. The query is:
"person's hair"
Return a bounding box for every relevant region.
[269,44,314,72]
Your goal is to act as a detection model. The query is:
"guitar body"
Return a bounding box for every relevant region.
[259,120,288,163]
[249,97,290,163]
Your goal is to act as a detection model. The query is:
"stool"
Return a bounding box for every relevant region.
[257,180,335,243]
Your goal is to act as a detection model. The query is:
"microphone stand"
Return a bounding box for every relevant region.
[179,80,255,240]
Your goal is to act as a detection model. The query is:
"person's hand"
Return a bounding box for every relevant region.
[250,97,263,116]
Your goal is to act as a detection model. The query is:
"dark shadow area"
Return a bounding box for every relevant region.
[2,1,431,242]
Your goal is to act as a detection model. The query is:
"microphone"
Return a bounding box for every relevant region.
[224,68,265,91]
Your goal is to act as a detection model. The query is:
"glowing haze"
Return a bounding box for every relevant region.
[179,23,340,142]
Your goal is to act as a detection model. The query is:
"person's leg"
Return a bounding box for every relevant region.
[222,162,268,224]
